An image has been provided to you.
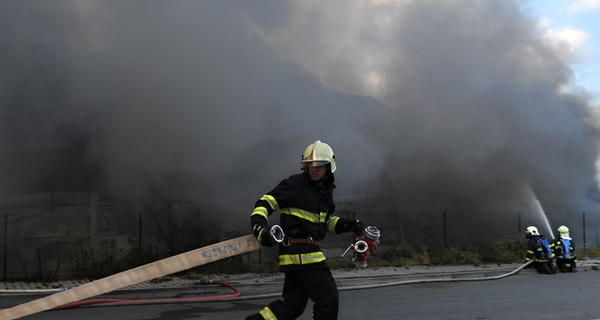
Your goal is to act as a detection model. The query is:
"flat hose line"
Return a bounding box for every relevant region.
[199,260,534,302]
[7,261,531,309]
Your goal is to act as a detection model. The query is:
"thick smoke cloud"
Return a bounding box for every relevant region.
[1,0,598,241]
[0,1,385,236]
[250,0,600,236]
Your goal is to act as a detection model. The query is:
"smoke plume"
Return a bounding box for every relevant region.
[1,0,598,241]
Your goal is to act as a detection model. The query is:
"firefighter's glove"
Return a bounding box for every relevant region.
[253,224,282,247]
[350,219,364,235]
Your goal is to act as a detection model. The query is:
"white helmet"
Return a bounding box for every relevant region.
[301,140,336,173]
[526,226,539,237]
[557,225,571,239]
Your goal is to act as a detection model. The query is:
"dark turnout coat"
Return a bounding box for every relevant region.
[250,171,354,272]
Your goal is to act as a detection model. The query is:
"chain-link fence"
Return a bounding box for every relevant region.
[334,199,599,254]
[359,210,598,247]
[0,191,209,281]
[1,190,598,281]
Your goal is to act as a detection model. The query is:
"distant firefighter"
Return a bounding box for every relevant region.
[551,225,577,272]
[525,226,556,274]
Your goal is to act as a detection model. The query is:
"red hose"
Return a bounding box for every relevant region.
[53,280,240,310]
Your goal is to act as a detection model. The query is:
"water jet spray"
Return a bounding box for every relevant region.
[533,198,554,239]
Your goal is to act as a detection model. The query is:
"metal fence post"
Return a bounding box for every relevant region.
[3,212,7,281]
[139,211,143,248]
[517,212,521,237]
[443,212,447,246]
[582,211,586,251]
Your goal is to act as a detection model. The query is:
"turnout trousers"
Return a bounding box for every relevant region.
[556,258,577,272]
[533,260,557,274]
[246,268,339,320]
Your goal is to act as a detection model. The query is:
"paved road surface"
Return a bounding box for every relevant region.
[1,267,599,320]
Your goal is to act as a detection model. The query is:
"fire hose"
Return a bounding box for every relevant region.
[58,260,534,308]
[51,280,241,309]
[19,260,530,310]
[0,225,533,309]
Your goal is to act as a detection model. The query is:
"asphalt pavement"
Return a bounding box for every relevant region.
[1,259,599,319]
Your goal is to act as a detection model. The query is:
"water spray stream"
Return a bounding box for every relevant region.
[533,198,554,239]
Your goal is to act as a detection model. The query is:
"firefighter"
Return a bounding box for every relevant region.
[551,225,577,272]
[246,140,363,320]
[525,226,556,274]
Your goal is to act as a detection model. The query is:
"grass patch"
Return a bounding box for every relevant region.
[178,251,279,279]
[74,238,600,281]
[150,276,173,284]
[71,239,157,279]
[580,247,600,259]
[332,238,526,269]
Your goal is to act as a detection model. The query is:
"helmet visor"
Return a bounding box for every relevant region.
[302,160,329,167]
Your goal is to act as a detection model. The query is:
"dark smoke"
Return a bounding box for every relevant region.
[1,1,598,242]
[0,1,385,236]
[247,1,600,237]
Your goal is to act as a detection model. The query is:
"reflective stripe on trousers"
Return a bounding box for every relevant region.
[259,306,277,320]
[279,251,327,266]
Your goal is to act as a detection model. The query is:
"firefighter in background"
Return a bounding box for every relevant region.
[551,225,577,272]
[525,226,556,274]
[246,140,364,320]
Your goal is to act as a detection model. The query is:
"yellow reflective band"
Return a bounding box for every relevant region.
[260,195,279,211]
[326,216,340,232]
[279,251,327,266]
[302,251,327,264]
[280,207,319,223]
[257,228,266,240]
[259,306,277,320]
[319,212,327,223]
[279,254,301,265]
[251,206,269,219]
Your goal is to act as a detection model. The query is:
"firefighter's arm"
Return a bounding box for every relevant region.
[525,250,534,261]
[326,216,363,234]
[525,241,535,261]
[250,194,284,246]
[252,224,284,247]
[250,179,295,246]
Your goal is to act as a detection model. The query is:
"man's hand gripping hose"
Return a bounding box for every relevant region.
[269,225,285,243]
[254,224,285,246]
